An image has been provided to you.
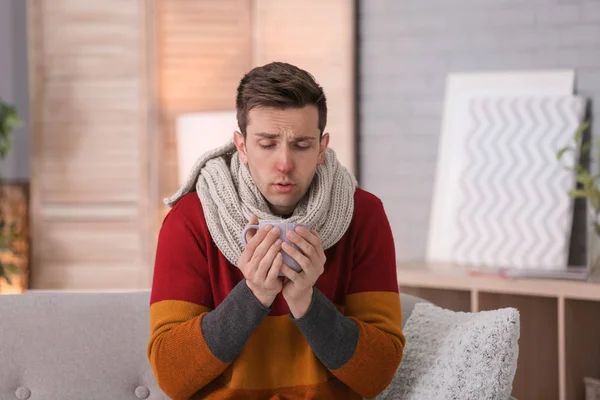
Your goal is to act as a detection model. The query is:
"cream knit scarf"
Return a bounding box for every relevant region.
[164,140,358,267]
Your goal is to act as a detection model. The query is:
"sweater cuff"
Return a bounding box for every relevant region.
[201,279,270,363]
[291,288,359,369]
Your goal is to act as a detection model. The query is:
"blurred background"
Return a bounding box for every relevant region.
[3,0,597,291]
[1,1,600,398]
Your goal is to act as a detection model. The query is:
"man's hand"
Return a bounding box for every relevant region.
[239,216,284,307]
[280,226,326,318]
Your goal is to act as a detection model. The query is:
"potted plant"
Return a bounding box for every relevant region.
[556,120,599,269]
[0,98,24,287]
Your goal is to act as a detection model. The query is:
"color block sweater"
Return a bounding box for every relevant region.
[148,188,405,399]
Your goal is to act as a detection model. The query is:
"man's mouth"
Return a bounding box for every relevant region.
[273,182,295,193]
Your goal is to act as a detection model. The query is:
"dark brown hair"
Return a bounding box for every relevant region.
[235,62,327,137]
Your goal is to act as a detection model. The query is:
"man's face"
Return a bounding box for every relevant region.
[234,105,329,216]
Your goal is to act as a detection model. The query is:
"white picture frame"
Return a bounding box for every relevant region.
[427,70,577,269]
[175,110,239,186]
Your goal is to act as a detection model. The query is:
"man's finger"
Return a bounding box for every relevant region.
[286,232,315,260]
[294,227,326,260]
[245,215,259,243]
[249,225,279,262]
[240,223,272,264]
[282,240,311,271]
[266,253,283,282]
[280,263,300,282]
[293,226,321,251]
[256,239,282,280]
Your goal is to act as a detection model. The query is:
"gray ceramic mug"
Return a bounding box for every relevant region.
[241,221,310,273]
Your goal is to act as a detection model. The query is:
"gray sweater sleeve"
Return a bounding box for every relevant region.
[200,279,270,363]
[291,288,359,369]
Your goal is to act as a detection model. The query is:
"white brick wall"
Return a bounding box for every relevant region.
[359,0,600,261]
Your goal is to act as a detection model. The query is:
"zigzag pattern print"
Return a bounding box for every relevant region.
[454,96,585,270]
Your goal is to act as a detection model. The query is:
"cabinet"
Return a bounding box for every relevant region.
[397,261,600,400]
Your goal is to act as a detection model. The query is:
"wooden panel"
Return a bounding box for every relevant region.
[479,293,559,400]
[565,299,600,400]
[31,0,143,205]
[34,264,145,290]
[156,0,252,212]
[399,286,471,312]
[253,0,355,174]
[38,221,140,265]
[28,0,156,289]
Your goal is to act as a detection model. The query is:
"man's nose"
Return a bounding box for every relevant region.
[275,146,294,173]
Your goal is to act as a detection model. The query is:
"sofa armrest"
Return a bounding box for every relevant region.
[399,293,431,329]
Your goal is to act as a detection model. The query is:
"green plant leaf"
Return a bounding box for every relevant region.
[0,267,12,285]
[556,146,571,160]
[0,260,19,285]
[582,142,591,154]
[594,222,600,237]
[0,97,22,162]
[591,190,600,212]
[568,189,589,198]
[11,248,24,258]
[4,263,19,274]
[574,121,590,144]
[576,173,595,190]
[5,114,21,131]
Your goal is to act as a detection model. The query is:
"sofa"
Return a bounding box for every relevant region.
[0,291,517,399]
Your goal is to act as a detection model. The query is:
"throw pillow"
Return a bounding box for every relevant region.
[372,303,520,400]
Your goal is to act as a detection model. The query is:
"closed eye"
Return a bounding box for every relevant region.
[258,143,311,150]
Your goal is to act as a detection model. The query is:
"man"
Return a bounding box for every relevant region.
[148,62,405,399]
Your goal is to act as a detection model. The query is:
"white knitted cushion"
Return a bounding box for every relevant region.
[374,303,520,400]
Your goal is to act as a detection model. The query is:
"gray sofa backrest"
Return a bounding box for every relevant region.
[0,290,422,400]
[0,291,169,400]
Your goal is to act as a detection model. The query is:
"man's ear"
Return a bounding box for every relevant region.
[234,131,248,164]
[318,132,330,164]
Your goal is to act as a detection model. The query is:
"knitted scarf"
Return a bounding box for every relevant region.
[164,140,358,267]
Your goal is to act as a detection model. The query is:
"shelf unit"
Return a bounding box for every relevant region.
[397,260,600,400]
